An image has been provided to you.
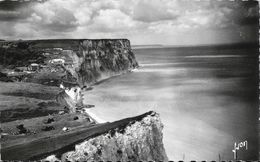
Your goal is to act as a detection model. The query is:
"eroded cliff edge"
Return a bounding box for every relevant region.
[42,111,168,162]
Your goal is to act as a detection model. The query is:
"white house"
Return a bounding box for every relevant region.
[28,63,40,71]
[49,58,65,65]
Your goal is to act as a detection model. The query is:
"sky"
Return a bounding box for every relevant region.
[0,0,258,45]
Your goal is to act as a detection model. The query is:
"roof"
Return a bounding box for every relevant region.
[30,63,39,66]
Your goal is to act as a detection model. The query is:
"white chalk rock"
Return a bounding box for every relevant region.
[62,127,69,132]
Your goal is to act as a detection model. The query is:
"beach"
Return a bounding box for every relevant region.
[83,108,107,123]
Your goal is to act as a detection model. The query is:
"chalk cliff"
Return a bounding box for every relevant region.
[0,39,138,87]
[69,39,139,86]
[42,111,168,162]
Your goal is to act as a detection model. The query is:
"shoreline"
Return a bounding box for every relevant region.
[82,68,139,124]
[82,108,107,123]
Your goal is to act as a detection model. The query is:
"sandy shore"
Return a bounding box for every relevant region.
[81,69,140,124]
[83,108,107,123]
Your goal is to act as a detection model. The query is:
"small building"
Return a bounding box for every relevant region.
[49,58,65,65]
[42,52,50,56]
[28,63,40,71]
[53,48,63,51]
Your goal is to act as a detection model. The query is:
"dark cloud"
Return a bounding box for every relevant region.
[0,0,79,39]
[0,0,35,21]
[0,0,31,11]
[238,16,258,26]
[0,9,31,21]
[219,0,259,26]
[239,1,259,26]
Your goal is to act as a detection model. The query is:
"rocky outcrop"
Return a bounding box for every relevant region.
[41,111,168,162]
[56,83,83,113]
[66,39,139,86]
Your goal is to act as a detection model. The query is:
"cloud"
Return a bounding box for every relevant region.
[0,0,34,21]
[0,0,31,11]
[232,2,259,26]
[88,9,135,32]
[0,10,28,21]
[30,0,79,33]
[0,21,16,37]
[132,0,180,22]
[0,0,258,44]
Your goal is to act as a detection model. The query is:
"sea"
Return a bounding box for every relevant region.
[83,44,259,160]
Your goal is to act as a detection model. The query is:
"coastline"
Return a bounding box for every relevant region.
[82,68,139,124]
[83,108,107,123]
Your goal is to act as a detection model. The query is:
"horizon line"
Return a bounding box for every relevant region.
[0,39,258,47]
[132,41,259,47]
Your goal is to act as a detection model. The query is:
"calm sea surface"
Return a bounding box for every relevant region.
[83,45,258,160]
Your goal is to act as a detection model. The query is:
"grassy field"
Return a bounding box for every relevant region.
[0,81,95,160]
[0,82,64,122]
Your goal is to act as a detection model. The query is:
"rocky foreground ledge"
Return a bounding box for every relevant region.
[41,111,168,162]
[2,111,168,161]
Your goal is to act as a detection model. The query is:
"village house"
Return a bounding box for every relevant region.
[42,52,50,56]
[49,58,65,65]
[28,63,40,71]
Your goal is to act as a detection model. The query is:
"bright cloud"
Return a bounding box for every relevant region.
[132,0,180,22]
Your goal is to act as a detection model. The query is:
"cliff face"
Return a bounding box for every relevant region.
[42,112,168,162]
[75,39,138,86]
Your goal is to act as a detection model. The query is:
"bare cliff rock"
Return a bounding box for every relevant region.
[42,111,168,162]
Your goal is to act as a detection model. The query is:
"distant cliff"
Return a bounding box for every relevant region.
[0,39,138,87]
[41,111,168,162]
